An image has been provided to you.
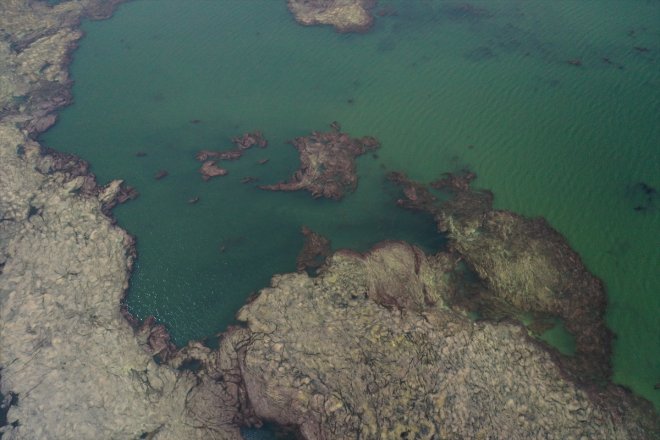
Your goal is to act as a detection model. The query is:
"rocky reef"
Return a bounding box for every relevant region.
[259,124,380,200]
[287,0,377,33]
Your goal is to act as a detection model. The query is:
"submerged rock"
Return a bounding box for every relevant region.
[295,225,331,272]
[287,0,377,33]
[259,124,380,200]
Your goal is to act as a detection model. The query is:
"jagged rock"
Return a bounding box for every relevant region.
[259,125,379,200]
[287,0,377,33]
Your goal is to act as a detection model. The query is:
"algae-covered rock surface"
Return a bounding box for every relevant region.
[287,0,376,33]
[259,124,380,200]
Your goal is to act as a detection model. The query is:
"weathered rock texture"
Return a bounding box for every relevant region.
[0,1,242,438]
[388,170,616,385]
[287,0,376,33]
[259,125,380,200]
[223,242,658,439]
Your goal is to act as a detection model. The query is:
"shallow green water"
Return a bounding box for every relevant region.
[42,0,659,408]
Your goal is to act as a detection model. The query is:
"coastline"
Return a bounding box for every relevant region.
[0,1,657,439]
[0,1,246,438]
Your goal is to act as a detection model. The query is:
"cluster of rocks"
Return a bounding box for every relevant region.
[259,123,380,200]
[195,131,268,181]
[388,170,615,384]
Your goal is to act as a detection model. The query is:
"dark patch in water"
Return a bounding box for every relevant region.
[464,46,495,62]
[377,37,396,52]
[443,3,494,21]
[627,181,658,213]
[240,421,299,440]
[0,389,19,429]
[177,359,202,373]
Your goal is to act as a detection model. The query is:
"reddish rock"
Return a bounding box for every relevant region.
[154,169,168,180]
[196,131,268,163]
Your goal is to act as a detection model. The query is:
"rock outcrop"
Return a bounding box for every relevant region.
[259,125,379,200]
[389,170,615,384]
[287,0,377,33]
[222,242,657,439]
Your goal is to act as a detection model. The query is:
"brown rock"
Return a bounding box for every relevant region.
[259,123,379,200]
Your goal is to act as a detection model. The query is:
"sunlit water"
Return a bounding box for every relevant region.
[42,0,659,409]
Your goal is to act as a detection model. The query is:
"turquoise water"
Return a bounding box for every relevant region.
[42,0,659,408]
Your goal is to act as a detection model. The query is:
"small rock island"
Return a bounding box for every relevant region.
[287,0,377,33]
[259,124,380,200]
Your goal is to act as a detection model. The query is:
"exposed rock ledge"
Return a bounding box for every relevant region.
[287,0,377,33]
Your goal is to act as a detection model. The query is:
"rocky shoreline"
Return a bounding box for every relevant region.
[0,1,658,439]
